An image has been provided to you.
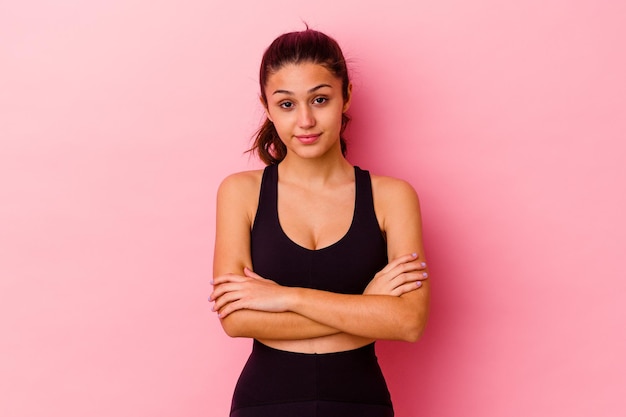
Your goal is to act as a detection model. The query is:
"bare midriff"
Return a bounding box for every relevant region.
[258,333,375,354]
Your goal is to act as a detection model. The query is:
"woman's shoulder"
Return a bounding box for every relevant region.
[217,169,264,202]
[370,173,419,202]
[218,169,264,190]
[369,172,421,229]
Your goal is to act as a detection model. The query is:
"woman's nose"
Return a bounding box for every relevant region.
[297,106,315,128]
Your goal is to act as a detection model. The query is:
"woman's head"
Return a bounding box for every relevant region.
[251,29,351,165]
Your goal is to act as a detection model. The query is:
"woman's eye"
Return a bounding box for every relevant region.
[313,97,327,104]
[279,102,293,109]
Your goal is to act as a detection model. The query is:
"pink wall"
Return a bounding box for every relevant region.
[1,1,624,416]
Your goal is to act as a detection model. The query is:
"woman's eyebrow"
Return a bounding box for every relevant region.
[272,84,333,96]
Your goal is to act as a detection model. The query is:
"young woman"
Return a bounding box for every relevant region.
[210,29,430,417]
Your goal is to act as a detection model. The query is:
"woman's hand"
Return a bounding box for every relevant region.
[210,268,291,318]
[364,253,428,296]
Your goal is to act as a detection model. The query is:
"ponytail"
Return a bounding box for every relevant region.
[249,118,287,165]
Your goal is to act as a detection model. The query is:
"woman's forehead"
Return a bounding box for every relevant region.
[266,62,339,94]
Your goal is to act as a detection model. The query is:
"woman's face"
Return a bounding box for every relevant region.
[263,62,351,161]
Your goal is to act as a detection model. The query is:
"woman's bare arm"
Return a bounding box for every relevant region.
[213,172,341,339]
[212,176,430,342]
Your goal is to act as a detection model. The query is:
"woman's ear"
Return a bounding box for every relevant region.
[342,83,353,113]
[260,95,273,122]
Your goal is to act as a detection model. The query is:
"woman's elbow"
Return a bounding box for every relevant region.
[399,311,429,342]
[397,290,430,342]
[219,314,246,338]
[402,321,426,342]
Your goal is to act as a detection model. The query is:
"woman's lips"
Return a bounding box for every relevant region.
[295,134,321,144]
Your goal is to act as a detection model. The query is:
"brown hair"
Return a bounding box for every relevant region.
[249,29,351,165]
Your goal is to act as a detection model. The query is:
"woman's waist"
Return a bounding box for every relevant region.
[233,335,391,411]
[256,333,375,354]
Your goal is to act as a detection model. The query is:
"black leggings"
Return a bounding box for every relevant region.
[230,340,394,417]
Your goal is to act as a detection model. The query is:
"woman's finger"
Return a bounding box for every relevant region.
[389,258,428,278]
[212,287,243,312]
[210,281,244,302]
[377,253,419,275]
[389,271,429,287]
[243,267,263,279]
[391,280,424,296]
[212,273,247,286]
[217,299,245,319]
[209,283,228,301]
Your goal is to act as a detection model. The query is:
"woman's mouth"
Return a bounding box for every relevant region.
[295,134,321,145]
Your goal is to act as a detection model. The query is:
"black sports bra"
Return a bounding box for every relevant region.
[250,164,388,294]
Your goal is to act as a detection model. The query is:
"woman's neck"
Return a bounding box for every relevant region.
[278,153,353,187]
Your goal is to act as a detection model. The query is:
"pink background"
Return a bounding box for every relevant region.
[2,1,625,416]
